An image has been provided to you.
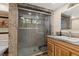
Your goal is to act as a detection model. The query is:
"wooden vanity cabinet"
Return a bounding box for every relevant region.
[54,45,61,56]
[71,53,78,56]
[47,43,54,56]
[60,47,70,56]
[47,37,79,56]
[47,38,54,56]
[70,51,79,56]
[55,45,70,56]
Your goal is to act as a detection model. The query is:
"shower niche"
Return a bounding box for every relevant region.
[9,3,51,56]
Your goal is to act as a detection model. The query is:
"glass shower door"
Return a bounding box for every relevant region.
[18,9,50,56]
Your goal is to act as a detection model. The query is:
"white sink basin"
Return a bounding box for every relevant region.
[67,38,79,43]
[0,46,8,56]
[52,36,70,40]
[0,39,8,56]
[57,36,79,43]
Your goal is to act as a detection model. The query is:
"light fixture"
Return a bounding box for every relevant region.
[28,12,32,15]
[63,3,79,12]
[36,15,39,19]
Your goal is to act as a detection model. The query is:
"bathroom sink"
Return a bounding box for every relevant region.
[57,36,79,43]
[67,38,79,43]
[47,35,70,40]
[0,45,8,56]
[0,39,8,56]
[56,36,79,45]
[53,36,71,40]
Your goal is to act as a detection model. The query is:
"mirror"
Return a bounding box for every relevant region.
[61,3,79,31]
[61,3,79,38]
[61,14,71,30]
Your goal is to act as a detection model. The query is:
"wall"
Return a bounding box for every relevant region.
[52,4,69,35]
[71,19,79,38]
[72,19,79,31]
[0,34,8,40]
[0,4,9,32]
[0,12,8,32]
[0,18,8,28]
[0,3,9,12]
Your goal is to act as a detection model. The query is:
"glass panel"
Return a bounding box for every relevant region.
[18,9,51,56]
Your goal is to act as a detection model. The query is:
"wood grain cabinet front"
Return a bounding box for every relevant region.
[47,37,79,56]
[55,45,70,56]
[55,46,61,56]
[60,48,70,56]
[47,39,55,56]
[70,52,79,56]
[71,53,78,56]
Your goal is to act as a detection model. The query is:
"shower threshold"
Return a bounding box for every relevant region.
[18,46,47,56]
[32,51,47,56]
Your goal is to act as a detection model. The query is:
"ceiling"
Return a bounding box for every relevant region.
[0,3,66,12]
[30,3,79,18]
[0,3,79,18]
[63,4,79,18]
[30,3,65,10]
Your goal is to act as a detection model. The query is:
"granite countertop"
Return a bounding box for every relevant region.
[47,35,79,45]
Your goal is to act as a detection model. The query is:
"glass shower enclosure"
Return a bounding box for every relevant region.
[18,9,51,56]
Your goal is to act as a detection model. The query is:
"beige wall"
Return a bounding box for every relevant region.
[52,4,69,35]
[0,34,8,40]
[72,19,79,31]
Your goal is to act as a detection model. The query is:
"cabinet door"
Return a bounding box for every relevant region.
[47,42,54,56]
[55,45,70,56]
[60,48,70,56]
[71,53,78,56]
[71,52,79,56]
[55,46,61,56]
